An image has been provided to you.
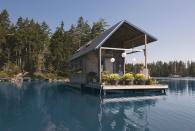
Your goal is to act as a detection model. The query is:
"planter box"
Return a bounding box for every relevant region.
[125,80,134,85]
[110,80,119,85]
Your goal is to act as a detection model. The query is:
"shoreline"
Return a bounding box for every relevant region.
[0,77,69,82]
[1,76,195,82]
[153,77,195,81]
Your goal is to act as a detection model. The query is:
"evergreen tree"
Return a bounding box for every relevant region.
[0,9,11,68]
[91,18,107,39]
[49,21,67,75]
[76,17,91,47]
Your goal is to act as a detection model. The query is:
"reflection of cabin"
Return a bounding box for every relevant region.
[69,20,157,85]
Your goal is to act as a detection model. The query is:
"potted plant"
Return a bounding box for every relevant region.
[134,73,146,85]
[101,73,110,85]
[109,73,120,85]
[122,73,134,85]
[146,78,158,85]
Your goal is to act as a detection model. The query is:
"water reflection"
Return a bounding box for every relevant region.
[100,94,165,131]
[188,80,195,94]
[0,80,195,131]
[159,79,195,95]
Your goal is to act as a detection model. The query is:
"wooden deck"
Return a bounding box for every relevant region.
[65,82,168,93]
[103,84,168,90]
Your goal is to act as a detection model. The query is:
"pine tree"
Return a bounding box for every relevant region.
[0,9,11,68]
[49,21,67,75]
[76,17,91,47]
[91,18,107,39]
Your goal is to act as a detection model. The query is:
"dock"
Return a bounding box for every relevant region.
[103,85,168,90]
[65,82,168,94]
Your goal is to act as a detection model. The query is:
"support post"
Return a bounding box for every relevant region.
[99,48,102,83]
[144,34,147,69]
[123,53,125,75]
[144,34,149,78]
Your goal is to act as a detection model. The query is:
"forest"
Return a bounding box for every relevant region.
[126,61,195,77]
[0,9,107,78]
[0,9,195,78]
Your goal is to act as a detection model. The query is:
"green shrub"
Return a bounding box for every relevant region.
[3,63,21,76]
[102,73,110,83]
[134,73,146,81]
[123,73,134,81]
[134,73,146,85]
[9,63,21,74]
[33,72,58,80]
[109,73,120,81]
[0,71,10,78]
[101,71,110,84]
[33,72,47,80]
[109,73,120,85]
[121,73,134,85]
[146,78,158,85]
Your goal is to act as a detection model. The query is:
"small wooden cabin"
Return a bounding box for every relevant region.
[69,20,157,85]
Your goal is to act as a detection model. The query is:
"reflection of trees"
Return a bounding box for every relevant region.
[2,80,195,131]
[0,82,102,131]
[0,81,162,131]
[188,80,195,94]
[0,82,74,131]
[168,80,186,94]
[166,80,195,95]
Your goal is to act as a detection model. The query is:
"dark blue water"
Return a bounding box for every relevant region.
[0,80,195,131]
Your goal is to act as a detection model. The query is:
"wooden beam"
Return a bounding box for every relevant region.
[101,47,133,51]
[101,46,143,54]
[126,50,143,54]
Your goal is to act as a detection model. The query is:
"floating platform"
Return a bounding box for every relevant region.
[103,85,168,90]
[65,82,168,94]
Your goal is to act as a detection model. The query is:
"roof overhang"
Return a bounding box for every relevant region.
[69,20,157,61]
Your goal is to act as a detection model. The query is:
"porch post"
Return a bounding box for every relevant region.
[99,47,102,83]
[123,53,125,74]
[144,34,150,78]
[144,34,147,69]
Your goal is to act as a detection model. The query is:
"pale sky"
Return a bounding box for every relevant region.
[1,0,195,62]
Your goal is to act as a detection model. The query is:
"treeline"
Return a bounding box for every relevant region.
[1,9,195,78]
[0,9,107,77]
[126,61,195,77]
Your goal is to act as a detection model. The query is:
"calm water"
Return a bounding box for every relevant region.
[0,80,195,131]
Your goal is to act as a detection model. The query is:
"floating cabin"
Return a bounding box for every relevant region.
[68,20,168,93]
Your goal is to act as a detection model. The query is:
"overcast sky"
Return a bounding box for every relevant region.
[1,0,195,63]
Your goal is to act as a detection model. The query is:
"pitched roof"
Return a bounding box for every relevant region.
[69,20,157,61]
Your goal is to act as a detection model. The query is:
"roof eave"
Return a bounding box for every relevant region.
[95,20,125,49]
[124,20,158,42]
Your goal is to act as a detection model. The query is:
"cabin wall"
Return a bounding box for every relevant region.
[69,49,125,84]
[69,51,99,84]
[69,57,86,84]
[85,51,99,75]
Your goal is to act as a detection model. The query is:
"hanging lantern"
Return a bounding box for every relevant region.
[121,52,127,58]
[110,58,115,63]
